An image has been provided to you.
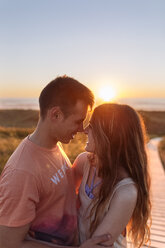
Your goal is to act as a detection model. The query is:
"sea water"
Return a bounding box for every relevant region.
[0,98,39,110]
[0,97,165,111]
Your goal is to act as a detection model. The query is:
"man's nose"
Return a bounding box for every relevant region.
[84,126,88,134]
[77,123,84,132]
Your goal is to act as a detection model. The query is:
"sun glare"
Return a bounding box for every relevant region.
[99,85,116,102]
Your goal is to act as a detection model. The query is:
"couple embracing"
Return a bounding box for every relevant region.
[0,76,151,248]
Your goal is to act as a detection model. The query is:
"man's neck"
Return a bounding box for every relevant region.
[29,120,58,149]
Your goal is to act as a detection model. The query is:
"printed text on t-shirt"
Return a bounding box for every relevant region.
[50,162,69,185]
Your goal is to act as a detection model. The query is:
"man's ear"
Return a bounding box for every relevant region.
[48,106,64,121]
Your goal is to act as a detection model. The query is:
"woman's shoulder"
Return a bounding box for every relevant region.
[114,178,138,204]
[72,152,90,174]
[73,152,89,167]
[75,152,89,162]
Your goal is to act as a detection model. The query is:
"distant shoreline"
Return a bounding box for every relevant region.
[1,97,165,111]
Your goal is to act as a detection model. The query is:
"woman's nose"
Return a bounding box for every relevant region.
[77,122,84,132]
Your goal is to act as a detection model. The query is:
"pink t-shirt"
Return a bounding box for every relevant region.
[0,137,78,246]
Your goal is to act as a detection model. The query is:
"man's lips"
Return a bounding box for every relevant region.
[71,133,77,139]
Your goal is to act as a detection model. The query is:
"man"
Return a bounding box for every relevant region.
[0,76,110,248]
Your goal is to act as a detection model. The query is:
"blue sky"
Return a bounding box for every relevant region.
[0,0,165,98]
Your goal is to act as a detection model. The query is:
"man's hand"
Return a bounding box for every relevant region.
[0,224,30,248]
[0,224,114,248]
[79,234,114,248]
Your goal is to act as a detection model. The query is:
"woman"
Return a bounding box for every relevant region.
[73,103,151,248]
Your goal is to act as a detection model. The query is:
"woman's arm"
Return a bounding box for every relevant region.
[92,184,138,246]
[0,224,112,248]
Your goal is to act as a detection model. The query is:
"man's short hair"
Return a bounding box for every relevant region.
[39,76,94,119]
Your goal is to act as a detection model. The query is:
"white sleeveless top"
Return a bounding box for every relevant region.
[78,164,135,248]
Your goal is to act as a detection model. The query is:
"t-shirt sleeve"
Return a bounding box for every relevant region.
[0,169,40,227]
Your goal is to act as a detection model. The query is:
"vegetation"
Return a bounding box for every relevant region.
[0,127,34,173]
[158,137,165,171]
[1,109,165,174]
[0,109,38,128]
[0,127,86,174]
[139,110,165,137]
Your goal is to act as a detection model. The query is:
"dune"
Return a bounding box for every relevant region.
[1,109,165,136]
[139,110,165,136]
[0,109,165,173]
[0,109,39,128]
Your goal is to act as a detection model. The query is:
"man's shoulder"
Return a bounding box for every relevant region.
[10,136,35,155]
[4,136,39,172]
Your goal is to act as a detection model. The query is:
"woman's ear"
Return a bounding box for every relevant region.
[48,106,64,121]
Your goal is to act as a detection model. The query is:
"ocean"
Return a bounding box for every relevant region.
[0,97,165,111]
[0,98,39,110]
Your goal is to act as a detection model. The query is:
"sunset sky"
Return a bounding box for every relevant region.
[0,0,165,99]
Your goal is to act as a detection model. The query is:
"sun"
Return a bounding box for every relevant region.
[99,85,116,102]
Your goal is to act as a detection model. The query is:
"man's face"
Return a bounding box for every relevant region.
[54,100,88,144]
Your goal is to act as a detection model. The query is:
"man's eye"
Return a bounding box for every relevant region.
[76,121,82,124]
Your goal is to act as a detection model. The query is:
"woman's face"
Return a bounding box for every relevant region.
[84,124,95,153]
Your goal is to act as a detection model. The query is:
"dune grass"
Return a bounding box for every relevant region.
[1,109,165,174]
[0,127,87,174]
[0,127,34,173]
[0,109,38,128]
[158,137,165,171]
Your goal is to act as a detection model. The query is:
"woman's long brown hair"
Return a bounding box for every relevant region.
[89,103,151,247]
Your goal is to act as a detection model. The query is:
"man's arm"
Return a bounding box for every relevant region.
[0,224,112,248]
[0,224,30,248]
